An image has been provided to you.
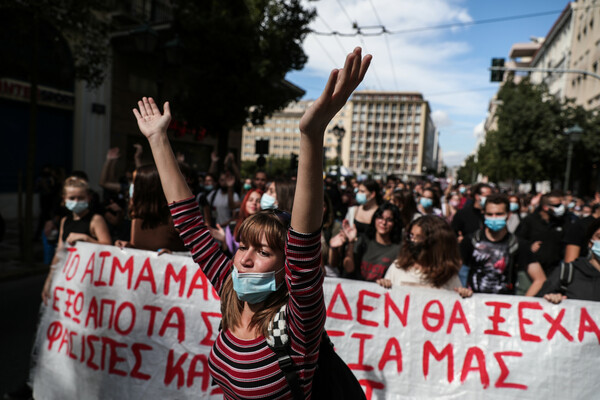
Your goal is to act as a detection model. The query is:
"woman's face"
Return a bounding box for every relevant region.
[234,233,285,284]
[64,186,88,203]
[245,192,261,215]
[409,224,425,244]
[266,182,277,199]
[589,228,600,249]
[358,184,372,199]
[375,210,395,236]
[205,176,215,187]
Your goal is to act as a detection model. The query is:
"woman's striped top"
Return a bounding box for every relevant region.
[169,197,324,399]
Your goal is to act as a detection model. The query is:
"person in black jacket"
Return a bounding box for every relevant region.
[538,218,600,304]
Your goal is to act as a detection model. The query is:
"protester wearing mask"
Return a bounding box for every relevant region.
[442,193,461,223]
[461,194,546,296]
[563,203,600,263]
[516,191,570,275]
[260,178,296,213]
[377,215,466,295]
[506,194,522,233]
[539,218,600,303]
[418,188,442,217]
[345,179,382,235]
[42,176,111,304]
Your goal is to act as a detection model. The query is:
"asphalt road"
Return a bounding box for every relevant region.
[0,273,46,396]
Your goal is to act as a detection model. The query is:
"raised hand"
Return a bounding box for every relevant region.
[329,231,347,248]
[342,219,357,242]
[133,97,171,140]
[300,47,371,136]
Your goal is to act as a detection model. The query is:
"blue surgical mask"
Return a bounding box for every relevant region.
[260,193,276,210]
[459,187,466,194]
[204,185,214,191]
[479,196,487,208]
[509,202,519,212]
[568,201,576,209]
[65,200,89,214]
[485,216,507,232]
[231,267,283,304]
[420,197,433,209]
[129,183,134,199]
[591,241,600,259]
[355,192,367,205]
[353,187,359,194]
[243,183,252,190]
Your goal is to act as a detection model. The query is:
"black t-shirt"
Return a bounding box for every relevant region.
[537,257,600,302]
[352,235,400,281]
[515,210,567,273]
[451,203,484,237]
[461,230,532,294]
[563,216,597,257]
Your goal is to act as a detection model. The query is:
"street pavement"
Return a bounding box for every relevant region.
[0,219,48,397]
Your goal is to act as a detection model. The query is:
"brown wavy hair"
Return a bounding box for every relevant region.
[129,165,170,229]
[221,210,289,336]
[394,215,460,287]
[233,188,264,237]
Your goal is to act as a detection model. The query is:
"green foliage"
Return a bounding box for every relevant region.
[170,0,315,133]
[457,154,478,184]
[241,156,295,178]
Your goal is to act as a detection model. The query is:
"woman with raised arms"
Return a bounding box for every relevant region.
[132,48,371,399]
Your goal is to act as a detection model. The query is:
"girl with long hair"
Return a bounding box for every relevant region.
[377,215,466,293]
[345,179,382,235]
[132,48,371,398]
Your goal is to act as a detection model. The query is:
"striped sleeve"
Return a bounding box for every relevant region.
[285,228,325,390]
[169,196,232,294]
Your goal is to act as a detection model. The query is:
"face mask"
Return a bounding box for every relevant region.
[449,200,460,208]
[340,185,347,190]
[407,241,423,258]
[260,193,277,210]
[420,197,433,209]
[66,200,88,214]
[582,213,591,218]
[485,216,507,232]
[568,202,576,209]
[459,187,466,194]
[353,187,359,194]
[129,183,134,199]
[509,202,519,212]
[204,185,214,191]
[231,267,283,304]
[591,241,600,260]
[355,192,367,205]
[551,204,565,217]
[479,196,487,208]
[243,183,252,190]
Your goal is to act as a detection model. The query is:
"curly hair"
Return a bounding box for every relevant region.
[394,215,460,287]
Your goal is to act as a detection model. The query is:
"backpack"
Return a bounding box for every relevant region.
[267,304,366,400]
[471,229,519,292]
[558,261,574,294]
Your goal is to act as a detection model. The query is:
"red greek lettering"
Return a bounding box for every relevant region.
[578,307,600,344]
[65,254,80,281]
[165,264,187,297]
[187,268,211,300]
[143,305,162,337]
[102,337,127,376]
[187,354,210,390]
[384,293,409,328]
[114,302,136,336]
[62,248,77,274]
[518,302,542,342]
[64,289,76,321]
[99,299,116,329]
[95,251,112,287]
[85,297,99,329]
[86,335,100,370]
[73,291,84,323]
[460,347,489,388]
[200,312,221,346]
[131,343,153,380]
[326,283,353,320]
[377,337,402,372]
[160,306,186,342]
[110,255,134,289]
[46,321,63,350]
[357,290,380,327]
[134,258,157,294]
[494,351,526,390]
[422,300,444,332]
[484,301,511,337]
[447,301,471,335]
[164,350,188,389]
[52,286,64,312]
[359,379,385,400]
[543,309,573,341]
[80,252,95,284]
[422,341,454,383]
[347,333,374,371]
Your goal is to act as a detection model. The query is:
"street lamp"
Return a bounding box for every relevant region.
[563,124,583,192]
[330,124,346,179]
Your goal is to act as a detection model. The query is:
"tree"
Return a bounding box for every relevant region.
[168,0,315,164]
[456,154,478,184]
[0,0,109,263]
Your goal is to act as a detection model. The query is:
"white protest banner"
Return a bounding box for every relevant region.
[33,243,600,399]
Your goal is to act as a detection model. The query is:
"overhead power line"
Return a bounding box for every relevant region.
[310,9,564,37]
[368,0,399,91]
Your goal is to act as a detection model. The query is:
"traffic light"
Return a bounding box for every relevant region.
[490,58,505,82]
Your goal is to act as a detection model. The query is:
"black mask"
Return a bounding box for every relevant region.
[407,241,423,258]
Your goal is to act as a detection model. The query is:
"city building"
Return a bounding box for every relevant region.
[565,0,600,109]
[345,91,439,177]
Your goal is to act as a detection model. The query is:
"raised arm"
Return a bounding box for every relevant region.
[133,98,192,203]
[292,48,371,233]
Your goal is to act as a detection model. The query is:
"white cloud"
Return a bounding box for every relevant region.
[431,110,452,127]
[443,150,469,167]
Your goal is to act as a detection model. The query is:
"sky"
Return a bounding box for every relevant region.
[285,0,571,167]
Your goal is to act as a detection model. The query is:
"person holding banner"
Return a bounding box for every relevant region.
[132,47,371,399]
[376,215,465,293]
